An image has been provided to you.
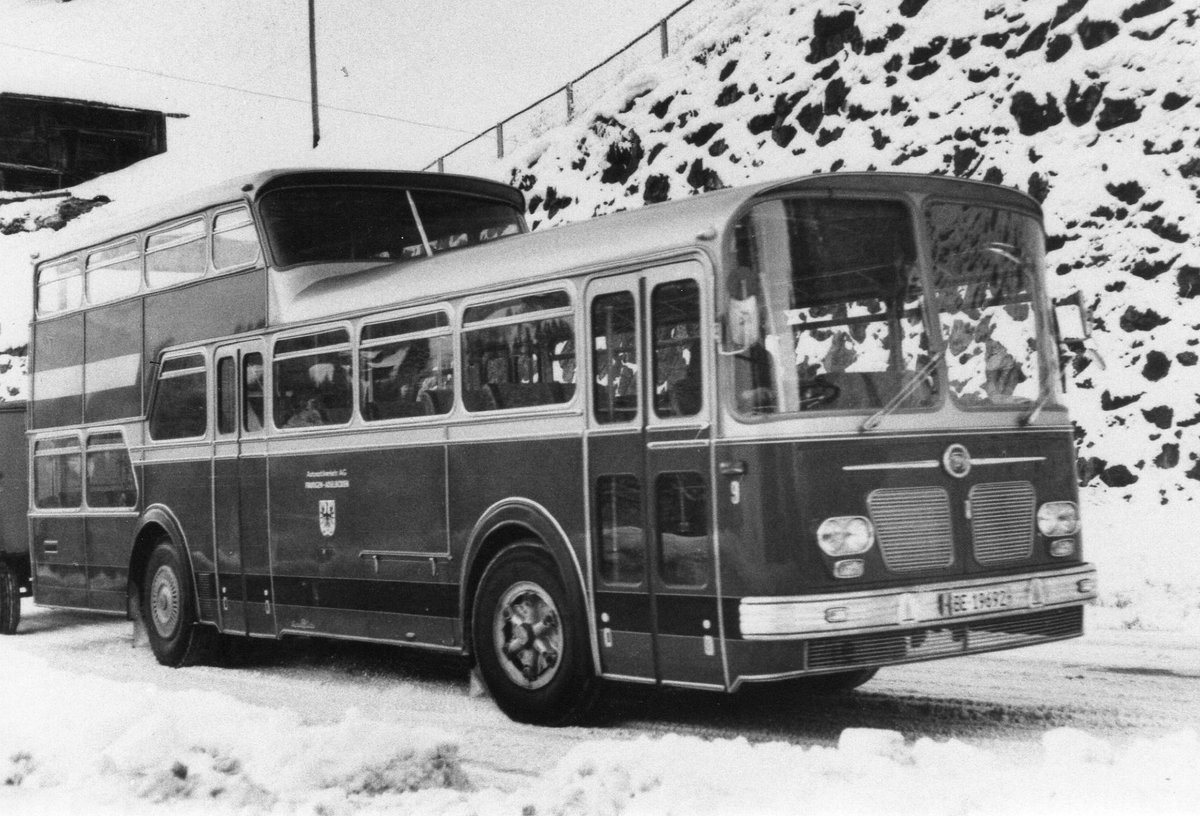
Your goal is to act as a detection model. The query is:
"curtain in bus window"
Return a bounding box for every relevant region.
[149,354,208,440]
[145,219,207,288]
[656,472,708,588]
[725,198,931,415]
[591,292,639,424]
[461,293,575,412]
[360,314,453,420]
[273,330,352,428]
[652,280,702,418]
[86,240,141,304]
[212,208,261,271]
[926,203,1045,407]
[33,438,83,509]
[85,432,136,508]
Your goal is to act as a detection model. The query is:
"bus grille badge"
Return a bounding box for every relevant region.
[942,444,971,479]
[319,500,336,537]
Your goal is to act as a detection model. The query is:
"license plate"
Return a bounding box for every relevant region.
[937,587,1013,617]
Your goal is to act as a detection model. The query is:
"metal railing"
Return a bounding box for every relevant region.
[424,0,714,176]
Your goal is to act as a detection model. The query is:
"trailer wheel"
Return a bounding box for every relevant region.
[0,560,20,635]
[142,539,218,666]
[471,544,597,726]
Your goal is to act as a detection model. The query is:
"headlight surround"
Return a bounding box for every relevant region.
[817,516,875,557]
[1037,501,1079,537]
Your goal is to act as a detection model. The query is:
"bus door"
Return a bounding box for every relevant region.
[587,261,724,688]
[213,341,273,637]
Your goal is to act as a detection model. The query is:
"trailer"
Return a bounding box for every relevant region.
[0,400,29,633]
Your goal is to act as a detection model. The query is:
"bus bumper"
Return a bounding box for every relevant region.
[739,564,1097,640]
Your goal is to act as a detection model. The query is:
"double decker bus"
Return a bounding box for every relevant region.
[19,168,1097,724]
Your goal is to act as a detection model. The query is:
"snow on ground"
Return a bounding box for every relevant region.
[0,645,1196,816]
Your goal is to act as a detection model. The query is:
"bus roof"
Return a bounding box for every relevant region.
[278,171,1041,326]
[34,168,524,268]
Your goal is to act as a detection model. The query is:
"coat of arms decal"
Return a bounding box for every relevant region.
[318,499,336,537]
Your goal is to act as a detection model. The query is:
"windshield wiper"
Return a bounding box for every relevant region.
[860,354,941,432]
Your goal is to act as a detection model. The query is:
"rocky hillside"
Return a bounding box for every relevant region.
[499,0,1200,504]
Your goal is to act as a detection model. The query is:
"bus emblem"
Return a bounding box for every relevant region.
[942,444,971,478]
[318,499,336,537]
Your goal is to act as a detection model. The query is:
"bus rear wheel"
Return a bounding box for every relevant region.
[0,561,20,635]
[471,544,597,726]
[142,540,218,666]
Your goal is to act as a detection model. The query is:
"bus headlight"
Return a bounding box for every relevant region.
[1037,502,1079,537]
[817,516,875,557]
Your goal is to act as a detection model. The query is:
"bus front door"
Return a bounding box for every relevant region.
[586,262,725,689]
[212,342,274,637]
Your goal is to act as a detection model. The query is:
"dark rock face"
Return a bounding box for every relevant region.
[501,0,1199,499]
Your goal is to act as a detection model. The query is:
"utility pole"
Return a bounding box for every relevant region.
[309,0,320,148]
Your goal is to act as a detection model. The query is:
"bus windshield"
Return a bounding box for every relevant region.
[260,186,524,267]
[926,203,1047,408]
[725,197,935,416]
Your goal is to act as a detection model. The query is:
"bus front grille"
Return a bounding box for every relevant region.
[867,487,954,572]
[805,606,1083,671]
[970,481,1035,564]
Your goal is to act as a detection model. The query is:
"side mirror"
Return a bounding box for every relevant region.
[1054,291,1091,343]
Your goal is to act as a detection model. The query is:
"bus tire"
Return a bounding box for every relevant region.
[471,544,597,726]
[0,561,20,635]
[142,539,218,667]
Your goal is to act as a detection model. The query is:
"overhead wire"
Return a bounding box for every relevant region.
[0,40,475,136]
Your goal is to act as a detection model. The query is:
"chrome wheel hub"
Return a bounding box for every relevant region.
[149,564,181,639]
[493,581,562,690]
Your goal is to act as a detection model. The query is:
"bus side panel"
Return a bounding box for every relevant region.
[86,515,137,611]
[267,443,458,646]
[31,516,87,607]
[31,314,84,430]
[84,300,143,423]
[447,434,585,583]
[141,458,214,592]
[143,269,267,408]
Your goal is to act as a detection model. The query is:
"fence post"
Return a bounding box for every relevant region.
[566,83,575,121]
[437,157,444,173]
[660,19,669,57]
[496,124,504,159]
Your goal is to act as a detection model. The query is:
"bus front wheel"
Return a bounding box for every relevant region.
[471,544,597,726]
[0,560,20,635]
[142,540,218,666]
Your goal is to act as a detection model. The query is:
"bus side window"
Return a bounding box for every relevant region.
[591,292,638,424]
[85,432,137,508]
[652,280,702,418]
[149,353,208,440]
[33,437,82,509]
[273,330,352,429]
[359,312,453,421]
[217,356,236,435]
[242,352,265,432]
[656,472,709,588]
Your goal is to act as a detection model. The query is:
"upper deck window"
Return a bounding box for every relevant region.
[87,239,141,304]
[36,257,83,315]
[724,198,933,417]
[212,206,260,271]
[926,203,1049,409]
[146,218,207,288]
[259,185,523,268]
